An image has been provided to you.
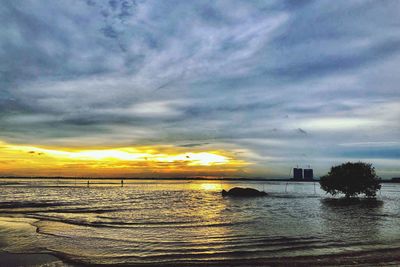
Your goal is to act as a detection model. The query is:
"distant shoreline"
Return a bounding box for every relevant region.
[2,176,311,181]
[0,176,303,181]
[0,176,398,183]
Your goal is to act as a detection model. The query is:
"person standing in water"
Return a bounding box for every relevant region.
[121,179,124,187]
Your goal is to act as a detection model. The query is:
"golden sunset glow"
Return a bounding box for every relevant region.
[199,183,222,191]
[0,140,249,177]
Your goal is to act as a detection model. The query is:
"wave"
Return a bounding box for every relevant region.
[0,201,71,209]
[30,214,250,230]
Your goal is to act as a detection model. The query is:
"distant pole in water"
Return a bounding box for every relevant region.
[121,179,124,187]
[285,182,288,193]
[87,180,89,187]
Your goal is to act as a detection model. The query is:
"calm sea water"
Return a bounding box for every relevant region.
[0,179,399,266]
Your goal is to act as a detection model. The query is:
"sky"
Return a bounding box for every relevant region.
[0,0,399,178]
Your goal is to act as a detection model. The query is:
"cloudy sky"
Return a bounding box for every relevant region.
[0,0,399,178]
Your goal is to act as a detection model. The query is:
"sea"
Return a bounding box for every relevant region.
[0,179,399,266]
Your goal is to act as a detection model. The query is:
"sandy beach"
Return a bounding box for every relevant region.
[2,249,400,267]
[1,214,400,266]
[0,252,66,267]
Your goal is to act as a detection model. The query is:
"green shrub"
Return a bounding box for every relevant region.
[320,162,381,198]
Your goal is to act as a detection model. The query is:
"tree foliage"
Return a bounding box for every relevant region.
[320,162,381,198]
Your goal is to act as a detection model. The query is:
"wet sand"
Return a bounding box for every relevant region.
[1,216,399,266]
[0,216,71,266]
[1,216,400,266]
[106,248,400,266]
[1,243,399,266]
[0,251,66,266]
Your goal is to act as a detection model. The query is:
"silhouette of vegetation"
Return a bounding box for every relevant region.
[320,162,381,198]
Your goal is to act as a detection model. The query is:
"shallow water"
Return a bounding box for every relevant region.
[0,179,399,265]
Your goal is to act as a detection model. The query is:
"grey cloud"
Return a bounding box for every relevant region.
[297,128,307,135]
[0,0,399,178]
[178,143,210,148]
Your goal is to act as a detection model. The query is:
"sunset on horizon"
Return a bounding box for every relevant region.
[0,1,400,266]
[1,0,399,179]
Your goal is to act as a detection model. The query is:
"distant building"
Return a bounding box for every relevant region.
[304,168,314,181]
[293,168,303,180]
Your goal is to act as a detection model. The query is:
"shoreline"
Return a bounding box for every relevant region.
[1,216,400,266]
[0,176,304,181]
[0,251,68,266]
[1,248,400,266]
[0,216,72,266]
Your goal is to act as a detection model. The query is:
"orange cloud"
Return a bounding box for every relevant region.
[0,140,250,178]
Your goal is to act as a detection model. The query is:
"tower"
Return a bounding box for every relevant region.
[304,168,314,180]
[293,168,303,180]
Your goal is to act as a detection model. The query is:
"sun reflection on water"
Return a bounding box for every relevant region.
[199,183,223,191]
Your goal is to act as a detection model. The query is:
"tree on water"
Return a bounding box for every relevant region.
[320,162,381,198]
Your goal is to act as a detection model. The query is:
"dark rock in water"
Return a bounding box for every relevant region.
[221,187,268,197]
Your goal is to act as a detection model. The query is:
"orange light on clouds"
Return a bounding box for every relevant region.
[0,140,250,177]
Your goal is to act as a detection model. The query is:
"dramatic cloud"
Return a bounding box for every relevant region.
[0,0,399,178]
